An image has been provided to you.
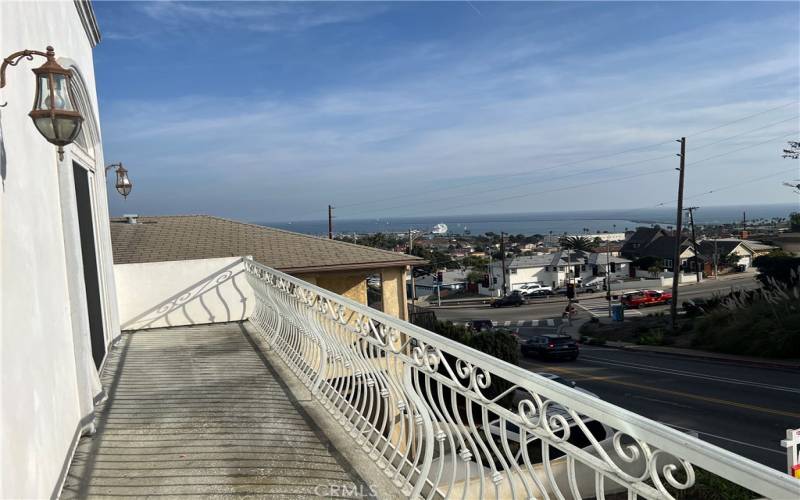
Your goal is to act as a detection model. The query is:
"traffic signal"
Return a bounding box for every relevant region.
[482,274,490,287]
[566,283,575,299]
[437,271,443,284]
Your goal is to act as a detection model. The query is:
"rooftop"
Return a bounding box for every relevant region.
[110,215,423,273]
[63,323,369,498]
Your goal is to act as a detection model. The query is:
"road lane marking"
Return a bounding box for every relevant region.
[579,354,800,394]
[660,422,785,455]
[531,320,539,326]
[546,319,554,326]
[520,362,800,419]
[628,394,695,410]
[517,320,525,327]
[576,298,643,317]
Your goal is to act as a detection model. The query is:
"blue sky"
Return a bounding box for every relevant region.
[94,1,800,222]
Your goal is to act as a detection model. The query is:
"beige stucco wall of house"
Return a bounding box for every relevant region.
[380,267,409,321]
[293,266,408,320]
[296,271,369,305]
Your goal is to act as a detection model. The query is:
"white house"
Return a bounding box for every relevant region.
[1,2,121,498]
[488,251,632,293]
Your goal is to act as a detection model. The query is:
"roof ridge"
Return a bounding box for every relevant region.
[201,215,424,262]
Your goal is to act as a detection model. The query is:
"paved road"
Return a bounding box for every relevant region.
[520,346,799,471]
[433,274,761,323]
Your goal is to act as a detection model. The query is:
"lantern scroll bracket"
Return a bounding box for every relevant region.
[0,49,51,106]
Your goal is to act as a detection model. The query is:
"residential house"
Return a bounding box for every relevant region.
[410,268,470,297]
[490,251,631,292]
[110,215,423,324]
[776,232,800,255]
[621,228,698,274]
[696,238,768,274]
[2,3,117,497]
[619,226,671,261]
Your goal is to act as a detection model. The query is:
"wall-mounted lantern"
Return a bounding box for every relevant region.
[1,46,83,160]
[105,163,132,199]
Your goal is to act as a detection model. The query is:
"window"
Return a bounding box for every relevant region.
[632,243,640,249]
[664,259,673,268]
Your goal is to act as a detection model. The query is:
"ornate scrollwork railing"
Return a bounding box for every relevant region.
[243,257,798,500]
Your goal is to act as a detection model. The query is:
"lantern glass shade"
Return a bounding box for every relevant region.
[115,168,132,197]
[29,62,83,147]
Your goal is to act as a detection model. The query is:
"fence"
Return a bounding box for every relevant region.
[243,257,798,499]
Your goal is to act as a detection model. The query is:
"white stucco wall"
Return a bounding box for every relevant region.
[115,257,254,331]
[1,3,117,498]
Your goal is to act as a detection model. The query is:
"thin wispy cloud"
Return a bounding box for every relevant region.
[93,1,800,221]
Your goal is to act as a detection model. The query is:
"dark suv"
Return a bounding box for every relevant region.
[491,291,526,308]
[521,334,579,360]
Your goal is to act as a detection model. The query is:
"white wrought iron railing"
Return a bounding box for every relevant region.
[243,257,799,500]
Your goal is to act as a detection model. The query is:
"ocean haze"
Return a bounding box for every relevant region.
[263,203,798,237]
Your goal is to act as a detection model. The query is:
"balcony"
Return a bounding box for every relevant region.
[63,257,799,499]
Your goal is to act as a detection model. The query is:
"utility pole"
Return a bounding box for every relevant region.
[685,207,701,284]
[487,253,496,297]
[670,137,686,330]
[713,239,719,279]
[500,232,507,296]
[607,232,612,318]
[328,205,334,239]
[408,229,416,307]
[742,211,747,238]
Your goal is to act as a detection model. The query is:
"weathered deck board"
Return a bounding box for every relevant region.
[63,323,366,498]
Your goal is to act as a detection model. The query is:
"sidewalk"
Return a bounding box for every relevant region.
[560,317,800,370]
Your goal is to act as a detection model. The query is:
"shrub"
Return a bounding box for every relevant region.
[753,254,800,287]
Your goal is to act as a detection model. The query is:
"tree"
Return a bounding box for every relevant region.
[717,252,739,268]
[558,236,597,251]
[783,140,800,159]
[466,270,484,284]
[753,253,800,287]
[790,212,800,232]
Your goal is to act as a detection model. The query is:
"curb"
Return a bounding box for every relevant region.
[587,342,800,371]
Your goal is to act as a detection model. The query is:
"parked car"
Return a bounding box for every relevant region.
[465,319,494,332]
[620,289,673,308]
[519,283,553,297]
[554,283,601,295]
[491,291,527,308]
[520,333,579,360]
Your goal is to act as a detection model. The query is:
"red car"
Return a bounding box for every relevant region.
[620,290,673,308]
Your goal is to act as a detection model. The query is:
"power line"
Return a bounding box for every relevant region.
[335,118,798,220]
[333,101,799,213]
[344,129,797,219]
[687,100,798,137]
[287,101,799,222]
[656,166,800,207]
[691,115,799,151]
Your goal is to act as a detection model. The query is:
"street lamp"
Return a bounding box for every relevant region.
[1,46,83,160]
[105,163,132,198]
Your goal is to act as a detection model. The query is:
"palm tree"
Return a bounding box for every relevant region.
[558,236,597,252]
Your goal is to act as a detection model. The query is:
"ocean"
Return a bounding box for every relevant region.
[262,203,798,237]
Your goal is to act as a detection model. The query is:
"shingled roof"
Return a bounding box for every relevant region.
[110,215,423,273]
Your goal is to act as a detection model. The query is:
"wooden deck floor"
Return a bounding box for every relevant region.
[62,323,367,498]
